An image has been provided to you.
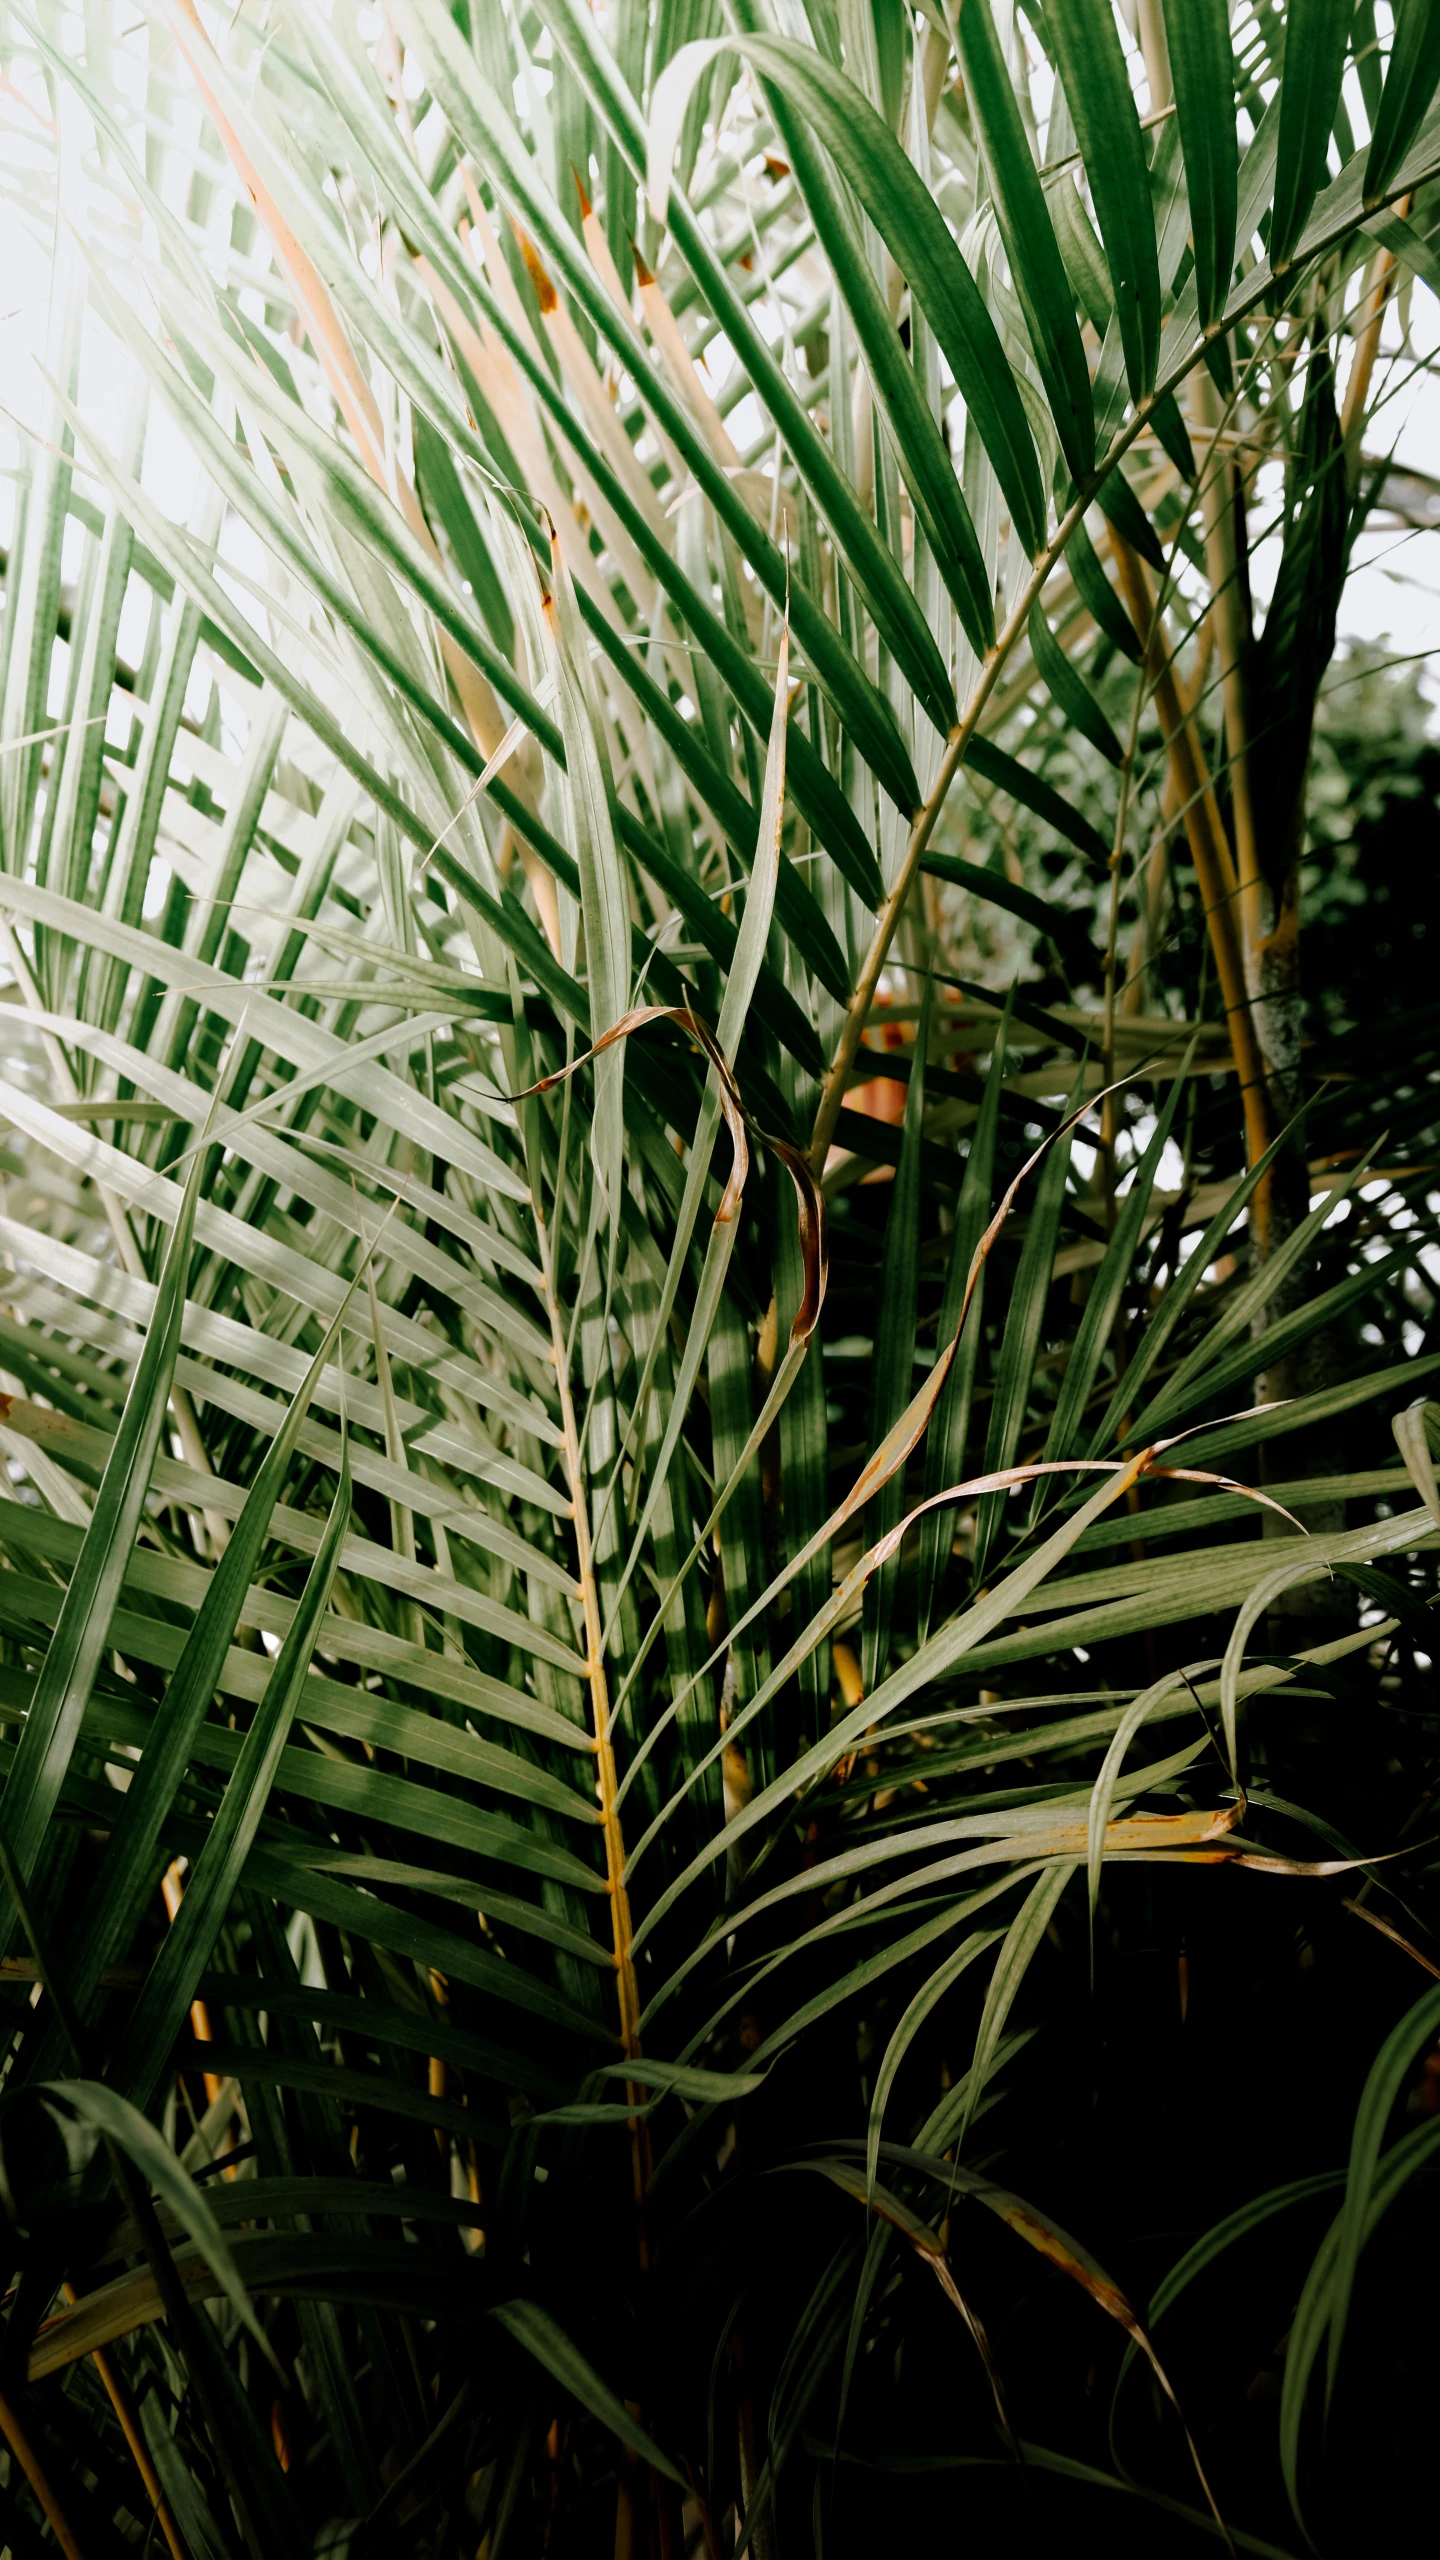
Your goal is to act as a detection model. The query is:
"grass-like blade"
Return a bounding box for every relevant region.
[1322,1977,1440,2411]
[1270,0,1357,268]
[1066,518,1144,666]
[1046,0,1161,398]
[1279,2113,1440,2535]
[956,1864,1074,2148]
[1162,0,1239,327]
[491,2300,687,2486]
[1365,0,1440,201]
[919,853,1102,966]
[1027,604,1125,765]
[964,735,1111,868]
[956,0,1095,481]
[39,2079,277,2370]
[864,1926,1005,2204]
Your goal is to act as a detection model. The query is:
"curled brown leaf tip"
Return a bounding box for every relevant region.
[1147,1465,1309,1534]
[506,1005,826,1339]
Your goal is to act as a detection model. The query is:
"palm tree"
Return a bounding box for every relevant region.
[1,2,1438,2550]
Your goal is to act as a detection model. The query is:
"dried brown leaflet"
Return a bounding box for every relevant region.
[509,1001,827,1349]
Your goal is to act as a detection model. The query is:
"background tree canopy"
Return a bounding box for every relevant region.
[0,2,1438,2553]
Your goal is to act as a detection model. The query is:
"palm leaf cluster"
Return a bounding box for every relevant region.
[0,1,1438,2551]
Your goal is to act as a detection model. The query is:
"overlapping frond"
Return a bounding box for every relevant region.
[1,3,1437,2549]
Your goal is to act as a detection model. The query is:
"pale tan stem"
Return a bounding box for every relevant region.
[61,2282,189,2560]
[1114,595,1208,1018]
[1193,369,1264,964]
[1100,744,1142,1226]
[1110,538,1275,1207]
[1341,205,1409,477]
[1116,603,1211,1019]
[161,1860,226,2112]
[1097,567,1160,1220]
[541,1265,654,2245]
[531,1206,644,2092]
[0,2380,89,2559]
[165,2,386,480]
[1121,771,1181,1018]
